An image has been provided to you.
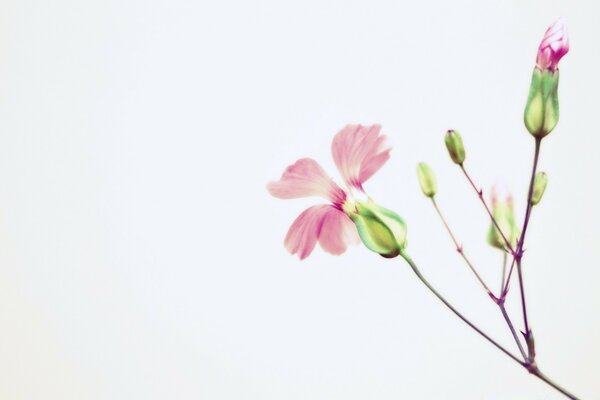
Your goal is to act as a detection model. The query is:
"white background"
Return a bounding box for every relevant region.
[0,0,598,399]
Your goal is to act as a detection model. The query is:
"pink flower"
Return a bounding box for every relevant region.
[536,17,569,72]
[491,183,514,208]
[267,124,391,260]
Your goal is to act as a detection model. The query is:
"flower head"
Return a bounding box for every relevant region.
[267,124,391,259]
[536,17,569,72]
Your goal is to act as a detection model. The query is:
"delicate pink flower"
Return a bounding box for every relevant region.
[491,183,514,208]
[536,17,569,72]
[267,124,391,260]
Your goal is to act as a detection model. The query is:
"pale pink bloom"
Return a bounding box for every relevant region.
[491,183,514,207]
[536,17,569,72]
[268,124,391,260]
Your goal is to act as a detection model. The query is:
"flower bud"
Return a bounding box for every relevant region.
[487,185,519,250]
[531,172,548,206]
[347,200,407,258]
[416,162,437,198]
[525,18,569,139]
[444,130,465,165]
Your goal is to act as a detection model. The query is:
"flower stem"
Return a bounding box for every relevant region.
[498,300,528,361]
[400,252,581,399]
[514,138,542,348]
[500,252,507,294]
[399,252,524,365]
[529,367,581,400]
[460,165,516,255]
[430,198,493,296]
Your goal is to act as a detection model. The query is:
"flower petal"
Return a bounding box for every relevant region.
[267,158,346,205]
[536,17,569,71]
[318,206,359,255]
[284,205,357,260]
[284,205,329,260]
[331,124,391,191]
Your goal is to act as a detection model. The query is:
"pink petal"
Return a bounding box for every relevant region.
[331,124,391,191]
[319,206,359,255]
[284,205,357,260]
[267,158,346,205]
[536,18,569,71]
[491,183,514,207]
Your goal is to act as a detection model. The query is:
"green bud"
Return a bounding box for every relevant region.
[347,200,407,258]
[444,130,466,165]
[487,187,519,250]
[531,172,548,206]
[524,68,560,138]
[416,162,437,198]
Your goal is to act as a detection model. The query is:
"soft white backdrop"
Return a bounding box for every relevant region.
[0,0,598,399]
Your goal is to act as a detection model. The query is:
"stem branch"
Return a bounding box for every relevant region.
[430,198,494,297]
[400,252,523,365]
[515,138,542,342]
[400,252,581,399]
[460,165,516,255]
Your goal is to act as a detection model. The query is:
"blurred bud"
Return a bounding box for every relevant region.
[531,172,548,206]
[416,162,437,198]
[444,130,466,165]
[487,185,519,250]
[525,19,569,139]
[347,200,407,258]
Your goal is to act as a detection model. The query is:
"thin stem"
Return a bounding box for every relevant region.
[400,252,524,366]
[500,252,507,295]
[498,301,528,361]
[502,255,517,297]
[460,165,516,255]
[515,138,542,340]
[400,252,581,399]
[430,198,494,296]
[530,367,581,400]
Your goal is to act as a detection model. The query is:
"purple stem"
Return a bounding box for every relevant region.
[400,252,580,399]
[514,138,542,343]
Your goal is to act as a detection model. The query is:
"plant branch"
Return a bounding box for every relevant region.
[514,138,542,343]
[400,252,524,365]
[460,165,516,255]
[430,198,494,297]
[400,252,581,399]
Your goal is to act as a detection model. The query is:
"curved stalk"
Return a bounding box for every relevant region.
[400,252,523,365]
[400,252,580,399]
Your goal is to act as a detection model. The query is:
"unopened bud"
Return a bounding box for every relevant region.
[444,130,466,165]
[524,19,569,139]
[487,185,519,250]
[416,162,437,198]
[347,200,407,258]
[531,172,548,205]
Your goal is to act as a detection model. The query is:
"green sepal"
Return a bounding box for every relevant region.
[444,130,466,165]
[524,68,560,138]
[531,172,548,206]
[416,162,437,198]
[487,204,519,250]
[348,200,407,258]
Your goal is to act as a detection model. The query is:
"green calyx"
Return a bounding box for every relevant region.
[444,130,466,165]
[487,203,519,251]
[524,68,560,138]
[531,172,548,206]
[416,162,437,198]
[347,200,407,258]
